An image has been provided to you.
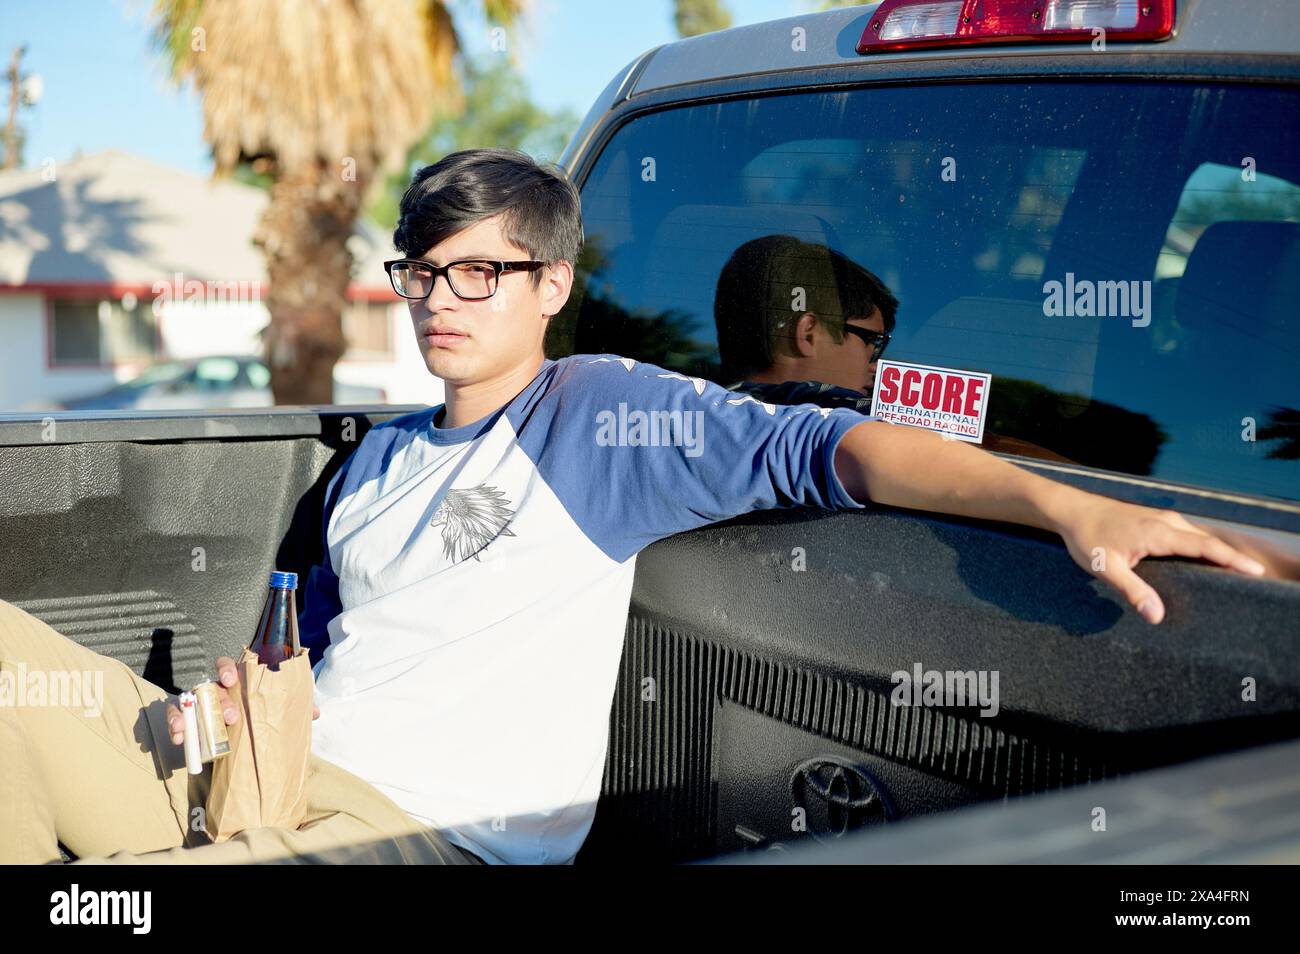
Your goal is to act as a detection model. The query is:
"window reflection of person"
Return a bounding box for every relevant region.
[713,234,1070,463]
[715,235,898,411]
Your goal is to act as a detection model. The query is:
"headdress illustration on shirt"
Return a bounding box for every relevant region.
[428,484,518,563]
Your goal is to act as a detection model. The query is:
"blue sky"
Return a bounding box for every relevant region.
[1,0,809,177]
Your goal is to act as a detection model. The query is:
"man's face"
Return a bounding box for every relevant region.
[806,307,886,396]
[403,213,568,387]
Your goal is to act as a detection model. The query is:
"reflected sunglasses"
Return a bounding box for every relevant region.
[841,324,891,362]
[777,316,891,362]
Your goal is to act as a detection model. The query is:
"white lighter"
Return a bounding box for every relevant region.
[179,691,203,775]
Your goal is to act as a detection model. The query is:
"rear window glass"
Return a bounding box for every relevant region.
[553,81,1300,502]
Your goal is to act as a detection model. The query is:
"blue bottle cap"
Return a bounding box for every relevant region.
[269,570,298,590]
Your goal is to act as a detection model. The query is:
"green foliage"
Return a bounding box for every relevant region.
[149,0,205,84]
[0,127,26,169]
[230,161,274,192]
[674,0,732,37]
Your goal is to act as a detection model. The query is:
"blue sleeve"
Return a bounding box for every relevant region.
[519,355,870,563]
[297,456,351,667]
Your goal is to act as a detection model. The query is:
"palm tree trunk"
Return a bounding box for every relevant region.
[255,160,363,405]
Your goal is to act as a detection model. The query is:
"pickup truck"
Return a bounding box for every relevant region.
[2,0,1297,864]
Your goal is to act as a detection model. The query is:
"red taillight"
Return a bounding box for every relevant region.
[857,0,1176,54]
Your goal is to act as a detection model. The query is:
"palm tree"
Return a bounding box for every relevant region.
[151,0,524,405]
[673,0,732,37]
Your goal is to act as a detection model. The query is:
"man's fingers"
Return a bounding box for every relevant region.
[312,703,320,721]
[215,656,238,687]
[166,659,246,746]
[1162,510,1200,534]
[1185,521,1300,581]
[1103,561,1164,624]
[166,702,183,745]
[1159,528,1266,577]
[214,656,240,724]
[1154,512,1266,576]
[1091,524,1265,626]
[215,684,238,724]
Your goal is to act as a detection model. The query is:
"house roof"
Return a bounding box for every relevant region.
[0,149,395,294]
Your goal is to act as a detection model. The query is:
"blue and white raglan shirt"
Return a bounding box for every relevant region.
[297,354,870,864]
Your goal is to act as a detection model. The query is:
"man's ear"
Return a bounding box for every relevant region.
[540,260,574,318]
[785,311,820,357]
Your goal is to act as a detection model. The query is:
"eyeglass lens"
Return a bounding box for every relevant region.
[391,262,497,300]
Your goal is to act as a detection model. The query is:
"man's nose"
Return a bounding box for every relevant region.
[425,271,461,308]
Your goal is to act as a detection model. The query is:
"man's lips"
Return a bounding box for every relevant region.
[423,328,468,347]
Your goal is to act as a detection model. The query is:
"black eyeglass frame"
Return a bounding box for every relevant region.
[383,258,546,301]
[840,323,891,363]
[775,316,892,363]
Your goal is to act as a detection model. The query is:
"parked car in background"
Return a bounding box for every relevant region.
[52,355,388,411]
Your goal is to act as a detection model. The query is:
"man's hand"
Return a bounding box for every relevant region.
[1054,497,1265,624]
[166,655,320,746]
[834,420,1268,625]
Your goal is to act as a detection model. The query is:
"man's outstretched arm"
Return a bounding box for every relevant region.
[832,420,1266,624]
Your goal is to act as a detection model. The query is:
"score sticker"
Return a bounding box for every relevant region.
[869,360,992,443]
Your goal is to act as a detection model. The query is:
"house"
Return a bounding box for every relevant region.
[0,149,442,410]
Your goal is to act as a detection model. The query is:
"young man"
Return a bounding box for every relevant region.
[0,148,1265,867]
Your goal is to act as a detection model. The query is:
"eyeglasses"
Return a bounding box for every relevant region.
[384,258,545,301]
[841,324,891,362]
[775,317,891,362]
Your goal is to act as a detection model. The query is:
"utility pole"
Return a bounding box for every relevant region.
[3,46,25,170]
[3,45,40,171]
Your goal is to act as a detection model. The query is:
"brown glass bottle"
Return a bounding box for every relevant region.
[250,571,300,670]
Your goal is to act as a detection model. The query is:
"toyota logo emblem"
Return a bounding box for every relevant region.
[790,757,892,841]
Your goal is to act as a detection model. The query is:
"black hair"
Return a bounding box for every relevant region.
[393,148,584,289]
[714,235,899,381]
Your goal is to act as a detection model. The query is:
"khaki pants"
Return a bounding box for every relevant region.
[0,598,483,865]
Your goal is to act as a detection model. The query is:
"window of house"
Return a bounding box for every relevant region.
[50,296,158,367]
[343,300,394,359]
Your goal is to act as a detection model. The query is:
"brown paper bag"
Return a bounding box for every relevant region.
[205,647,314,842]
